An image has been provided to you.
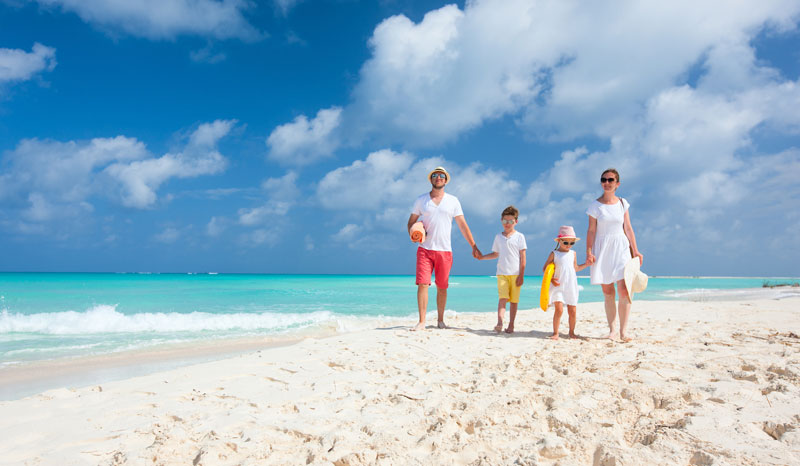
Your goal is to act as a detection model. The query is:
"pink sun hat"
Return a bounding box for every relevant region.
[554,225,580,242]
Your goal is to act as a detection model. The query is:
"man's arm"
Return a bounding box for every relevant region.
[454,215,480,258]
[407,213,420,234]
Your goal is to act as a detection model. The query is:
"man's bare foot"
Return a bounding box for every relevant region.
[504,326,514,334]
[437,321,448,329]
[549,334,559,340]
[494,323,502,332]
[411,322,426,331]
[569,333,582,340]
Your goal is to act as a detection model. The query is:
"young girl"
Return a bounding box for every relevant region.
[543,226,589,340]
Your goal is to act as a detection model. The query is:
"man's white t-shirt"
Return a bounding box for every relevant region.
[491,231,527,275]
[411,192,464,252]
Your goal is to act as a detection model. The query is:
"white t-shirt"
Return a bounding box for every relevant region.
[411,192,464,252]
[491,231,527,275]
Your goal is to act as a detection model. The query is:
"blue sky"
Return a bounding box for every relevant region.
[1,0,799,276]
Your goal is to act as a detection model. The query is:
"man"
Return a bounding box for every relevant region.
[407,167,481,330]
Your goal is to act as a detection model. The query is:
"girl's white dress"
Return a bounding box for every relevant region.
[587,199,632,285]
[549,249,579,306]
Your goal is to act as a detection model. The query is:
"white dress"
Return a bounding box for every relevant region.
[587,199,632,285]
[550,250,579,306]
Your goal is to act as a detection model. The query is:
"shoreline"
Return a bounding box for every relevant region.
[0,329,339,401]
[1,298,798,464]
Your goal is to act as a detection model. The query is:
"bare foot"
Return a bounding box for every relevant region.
[549,334,559,340]
[605,332,619,340]
[620,335,633,343]
[494,323,503,332]
[504,326,514,334]
[410,322,426,331]
[569,333,583,340]
[437,321,448,329]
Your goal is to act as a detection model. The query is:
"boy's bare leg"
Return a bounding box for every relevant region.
[567,305,578,338]
[495,298,507,332]
[602,284,619,339]
[505,302,518,333]
[436,287,448,329]
[617,279,632,342]
[550,302,563,340]
[412,284,429,331]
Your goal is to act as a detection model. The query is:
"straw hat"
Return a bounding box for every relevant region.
[623,257,648,301]
[553,225,580,242]
[427,166,450,184]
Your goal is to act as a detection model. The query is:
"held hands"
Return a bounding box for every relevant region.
[586,252,595,265]
[472,244,482,259]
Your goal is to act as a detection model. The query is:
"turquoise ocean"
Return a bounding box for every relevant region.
[1,273,798,367]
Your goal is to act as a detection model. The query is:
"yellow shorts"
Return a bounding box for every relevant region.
[497,275,521,303]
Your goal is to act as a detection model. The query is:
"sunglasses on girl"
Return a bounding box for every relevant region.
[600,177,617,183]
[561,240,575,245]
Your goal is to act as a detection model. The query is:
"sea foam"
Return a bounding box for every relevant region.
[0,305,339,334]
[660,287,800,301]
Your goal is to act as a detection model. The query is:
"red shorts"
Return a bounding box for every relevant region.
[416,247,453,289]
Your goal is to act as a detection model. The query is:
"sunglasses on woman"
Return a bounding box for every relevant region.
[600,177,617,183]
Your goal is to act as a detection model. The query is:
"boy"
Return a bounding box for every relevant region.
[478,205,527,333]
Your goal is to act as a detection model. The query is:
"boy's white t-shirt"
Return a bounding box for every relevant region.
[491,231,527,275]
[411,192,464,252]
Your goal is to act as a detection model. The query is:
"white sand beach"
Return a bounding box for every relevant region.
[1,298,799,465]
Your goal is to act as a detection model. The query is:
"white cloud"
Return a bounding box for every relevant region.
[33,0,262,41]
[104,120,235,208]
[154,227,180,243]
[0,43,56,83]
[266,107,342,166]
[190,45,226,64]
[332,223,361,243]
[240,227,281,247]
[237,201,291,226]
[261,171,299,200]
[317,149,422,210]
[274,0,302,16]
[206,216,226,237]
[0,120,235,236]
[237,171,299,226]
[286,0,799,149]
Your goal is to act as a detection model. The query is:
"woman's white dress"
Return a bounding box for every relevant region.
[587,199,632,285]
[550,249,579,306]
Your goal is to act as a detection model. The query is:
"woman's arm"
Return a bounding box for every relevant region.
[623,210,643,266]
[586,216,597,264]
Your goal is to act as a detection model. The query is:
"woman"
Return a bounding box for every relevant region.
[585,168,643,342]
